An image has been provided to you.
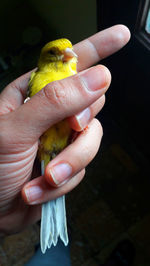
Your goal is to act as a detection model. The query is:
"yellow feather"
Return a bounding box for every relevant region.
[28,38,77,167]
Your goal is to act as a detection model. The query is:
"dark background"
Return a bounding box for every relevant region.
[97,0,150,159]
[0,0,97,88]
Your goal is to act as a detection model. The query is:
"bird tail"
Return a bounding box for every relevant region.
[40,160,69,254]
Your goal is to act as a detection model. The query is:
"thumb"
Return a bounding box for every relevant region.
[9,65,111,143]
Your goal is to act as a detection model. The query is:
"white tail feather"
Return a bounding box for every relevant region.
[56,195,68,245]
[40,201,51,253]
[40,161,69,253]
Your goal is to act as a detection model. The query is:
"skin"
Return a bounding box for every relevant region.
[0,25,130,235]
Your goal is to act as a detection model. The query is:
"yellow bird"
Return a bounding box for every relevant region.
[27,39,77,253]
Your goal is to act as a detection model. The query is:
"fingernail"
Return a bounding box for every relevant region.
[24,186,43,204]
[75,107,91,130]
[48,163,72,186]
[81,66,110,92]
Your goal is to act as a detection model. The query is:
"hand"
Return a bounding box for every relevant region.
[0,25,130,235]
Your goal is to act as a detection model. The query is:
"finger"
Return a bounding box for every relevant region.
[22,118,102,204]
[22,170,85,224]
[45,118,102,187]
[21,169,85,225]
[22,169,85,206]
[10,65,110,143]
[68,94,105,131]
[0,71,33,115]
[0,25,130,114]
[75,24,131,72]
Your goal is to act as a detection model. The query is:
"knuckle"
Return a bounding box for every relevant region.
[75,74,89,98]
[98,122,103,139]
[101,94,106,105]
[82,146,92,162]
[77,143,93,166]
[42,73,90,113]
[43,81,67,109]
[95,118,103,137]
[81,168,86,177]
[99,122,103,136]
[73,169,85,183]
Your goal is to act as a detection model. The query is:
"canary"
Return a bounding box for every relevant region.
[27,39,77,253]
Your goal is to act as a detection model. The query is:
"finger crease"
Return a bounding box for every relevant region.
[86,39,102,61]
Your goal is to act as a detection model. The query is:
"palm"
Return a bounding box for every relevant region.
[0,100,39,233]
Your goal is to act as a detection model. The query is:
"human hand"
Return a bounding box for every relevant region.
[0,25,130,235]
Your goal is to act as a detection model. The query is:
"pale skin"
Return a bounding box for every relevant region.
[0,25,130,235]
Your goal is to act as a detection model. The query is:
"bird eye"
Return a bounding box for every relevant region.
[48,50,55,56]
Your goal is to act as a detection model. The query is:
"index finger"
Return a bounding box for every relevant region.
[0,25,130,113]
[75,24,130,72]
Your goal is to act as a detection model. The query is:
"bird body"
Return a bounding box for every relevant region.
[27,38,77,253]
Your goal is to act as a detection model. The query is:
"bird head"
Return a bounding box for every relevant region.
[38,38,78,66]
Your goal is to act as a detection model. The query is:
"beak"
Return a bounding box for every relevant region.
[63,48,78,62]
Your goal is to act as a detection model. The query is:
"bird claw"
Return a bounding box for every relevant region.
[24,97,30,103]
